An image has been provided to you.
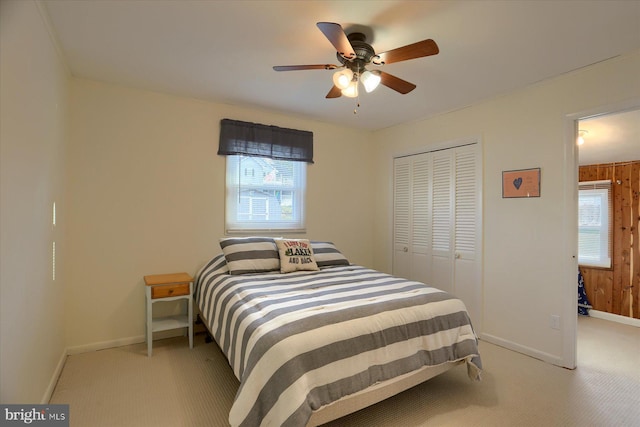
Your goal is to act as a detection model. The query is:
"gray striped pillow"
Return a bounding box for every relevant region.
[220,237,280,275]
[310,241,350,267]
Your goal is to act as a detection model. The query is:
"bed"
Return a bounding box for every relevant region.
[195,238,482,427]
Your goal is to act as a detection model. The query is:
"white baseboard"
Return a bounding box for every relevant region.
[66,328,187,355]
[480,333,566,367]
[589,310,640,327]
[41,348,68,404]
[66,335,146,355]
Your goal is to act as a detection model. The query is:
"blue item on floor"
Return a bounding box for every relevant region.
[578,269,592,316]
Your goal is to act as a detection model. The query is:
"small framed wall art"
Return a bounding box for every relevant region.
[502,168,541,198]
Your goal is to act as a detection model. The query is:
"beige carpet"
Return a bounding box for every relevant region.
[50,316,639,426]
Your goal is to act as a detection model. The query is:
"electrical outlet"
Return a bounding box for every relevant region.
[550,315,560,330]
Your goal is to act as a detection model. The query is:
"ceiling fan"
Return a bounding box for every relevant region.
[273,22,439,99]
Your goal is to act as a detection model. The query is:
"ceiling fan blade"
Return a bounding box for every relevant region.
[316,22,356,60]
[273,64,338,71]
[375,39,439,65]
[326,85,342,98]
[379,71,416,94]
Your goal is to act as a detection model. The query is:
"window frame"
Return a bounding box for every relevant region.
[225,155,307,234]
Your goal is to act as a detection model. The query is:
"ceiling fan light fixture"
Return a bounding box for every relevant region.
[341,80,359,98]
[361,70,381,93]
[332,69,354,90]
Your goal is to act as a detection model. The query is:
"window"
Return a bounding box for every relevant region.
[225,156,306,232]
[578,180,612,268]
[218,119,313,233]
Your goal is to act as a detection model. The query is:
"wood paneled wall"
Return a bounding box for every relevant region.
[579,160,640,319]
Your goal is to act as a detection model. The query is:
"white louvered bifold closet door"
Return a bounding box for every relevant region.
[393,143,481,329]
[411,154,431,284]
[430,150,454,294]
[393,153,431,284]
[453,146,481,326]
[393,158,411,278]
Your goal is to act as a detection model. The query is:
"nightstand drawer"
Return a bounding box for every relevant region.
[151,283,190,299]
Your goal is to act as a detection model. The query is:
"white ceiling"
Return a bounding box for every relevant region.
[578,109,640,166]
[43,0,640,159]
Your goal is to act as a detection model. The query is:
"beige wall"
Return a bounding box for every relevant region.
[0,0,69,403]
[372,51,640,366]
[65,78,375,348]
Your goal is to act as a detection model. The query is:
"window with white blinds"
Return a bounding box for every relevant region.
[578,180,612,268]
[219,119,312,233]
[225,155,306,233]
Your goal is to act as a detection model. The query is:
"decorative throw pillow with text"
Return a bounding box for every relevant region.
[275,239,320,273]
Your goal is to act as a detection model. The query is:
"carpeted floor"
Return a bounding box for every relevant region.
[50,316,639,426]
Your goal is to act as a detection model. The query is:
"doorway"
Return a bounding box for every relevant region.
[577,108,640,321]
[566,99,640,369]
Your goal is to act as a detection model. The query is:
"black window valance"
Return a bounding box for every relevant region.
[218,119,313,163]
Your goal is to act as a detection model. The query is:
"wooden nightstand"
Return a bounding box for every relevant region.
[143,272,193,357]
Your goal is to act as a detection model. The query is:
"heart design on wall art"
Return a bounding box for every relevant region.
[502,168,540,198]
[513,177,523,190]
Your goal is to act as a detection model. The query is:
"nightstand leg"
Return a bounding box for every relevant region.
[188,283,194,349]
[146,287,152,357]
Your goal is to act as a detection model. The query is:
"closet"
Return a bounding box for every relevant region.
[393,142,482,328]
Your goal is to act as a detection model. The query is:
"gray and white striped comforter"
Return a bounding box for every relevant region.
[195,254,482,427]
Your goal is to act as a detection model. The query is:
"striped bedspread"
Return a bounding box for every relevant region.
[195,254,482,427]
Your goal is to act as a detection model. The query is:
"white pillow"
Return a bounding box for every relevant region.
[275,239,319,273]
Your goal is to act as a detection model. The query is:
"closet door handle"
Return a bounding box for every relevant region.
[403,247,408,252]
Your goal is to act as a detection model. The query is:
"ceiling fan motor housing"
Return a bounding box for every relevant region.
[336,32,378,73]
